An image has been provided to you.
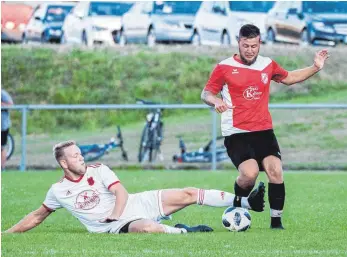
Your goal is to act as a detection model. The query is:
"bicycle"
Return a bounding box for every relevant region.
[136,98,164,163]
[172,136,229,163]
[5,133,15,160]
[78,126,128,162]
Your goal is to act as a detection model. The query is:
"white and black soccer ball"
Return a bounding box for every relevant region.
[222,207,251,232]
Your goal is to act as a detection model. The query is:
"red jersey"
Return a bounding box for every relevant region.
[204,54,288,136]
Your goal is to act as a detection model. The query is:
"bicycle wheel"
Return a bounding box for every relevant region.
[149,124,163,163]
[138,123,150,162]
[6,133,15,160]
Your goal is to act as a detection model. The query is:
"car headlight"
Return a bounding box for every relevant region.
[5,21,15,30]
[312,22,335,33]
[92,25,108,31]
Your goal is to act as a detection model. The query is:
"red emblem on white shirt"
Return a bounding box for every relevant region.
[87,177,95,186]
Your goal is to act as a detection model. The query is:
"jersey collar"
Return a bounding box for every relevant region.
[64,174,85,183]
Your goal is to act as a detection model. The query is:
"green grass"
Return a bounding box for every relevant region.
[2,171,347,257]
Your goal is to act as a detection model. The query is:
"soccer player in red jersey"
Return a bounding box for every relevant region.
[201,24,329,229]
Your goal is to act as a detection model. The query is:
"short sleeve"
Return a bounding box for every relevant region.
[99,164,120,190]
[271,60,288,83]
[43,187,62,212]
[204,64,226,94]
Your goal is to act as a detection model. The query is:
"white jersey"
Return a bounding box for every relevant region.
[43,163,120,233]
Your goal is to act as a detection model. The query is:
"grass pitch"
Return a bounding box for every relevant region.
[1,170,347,257]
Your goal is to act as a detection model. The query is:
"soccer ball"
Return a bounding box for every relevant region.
[222,207,251,232]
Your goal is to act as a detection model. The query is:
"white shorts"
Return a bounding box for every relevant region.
[108,190,170,234]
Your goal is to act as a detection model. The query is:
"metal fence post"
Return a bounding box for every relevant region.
[211,109,217,171]
[20,106,28,172]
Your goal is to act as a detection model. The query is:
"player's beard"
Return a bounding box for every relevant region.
[239,48,259,66]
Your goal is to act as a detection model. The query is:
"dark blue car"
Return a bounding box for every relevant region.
[23,3,75,43]
[266,1,347,46]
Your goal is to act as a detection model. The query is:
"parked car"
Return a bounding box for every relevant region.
[23,2,75,43]
[265,1,347,46]
[62,1,133,46]
[194,1,274,47]
[1,2,33,43]
[121,1,202,46]
[228,1,274,43]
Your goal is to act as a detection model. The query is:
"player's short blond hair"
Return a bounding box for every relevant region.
[53,140,76,161]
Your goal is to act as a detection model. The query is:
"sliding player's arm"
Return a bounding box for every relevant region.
[4,205,53,233]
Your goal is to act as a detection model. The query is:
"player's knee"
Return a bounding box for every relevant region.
[266,164,283,182]
[239,173,258,186]
[182,187,198,203]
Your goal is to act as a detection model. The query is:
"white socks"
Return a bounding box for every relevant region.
[161,224,187,234]
[270,209,283,218]
[197,189,251,209]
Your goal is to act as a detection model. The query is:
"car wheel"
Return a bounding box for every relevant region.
[22,33,28,44]
[60,31,66,44]
[82,31,91,46]
[147,28,156,47]
[41,33,47,44]
[191,31,201,46]
[300,29,310,46]
[267,28,276,44]
[221,32,230,46]
[118,30,126,46]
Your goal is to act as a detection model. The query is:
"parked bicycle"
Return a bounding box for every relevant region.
[6,133,15,160]
[78,126,128,162]
[172,136,229,163]
[136,98,164,163]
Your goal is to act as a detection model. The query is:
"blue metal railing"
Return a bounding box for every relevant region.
[3,103,347,171]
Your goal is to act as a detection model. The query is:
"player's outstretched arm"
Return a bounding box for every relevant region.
[4,205,52,233]
[281,49,329,86]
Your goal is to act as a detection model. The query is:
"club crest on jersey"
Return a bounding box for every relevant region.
[75,190,100,210]
[87,177,95,186]
[261,73,268,84]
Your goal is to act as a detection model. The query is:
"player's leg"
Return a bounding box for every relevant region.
[235,159,260,196]
[224,134,260,197]
[127,219,212,234]
[257,129,285,229]
[262,155,285,229]
[160,184,265,216]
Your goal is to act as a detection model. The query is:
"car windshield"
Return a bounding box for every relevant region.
[89,2,133,16]
[153,1,202,15]
[229,1,274,13]
[303,1,347,14]
[45,5,73,22]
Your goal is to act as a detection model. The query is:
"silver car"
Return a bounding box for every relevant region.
[194,1,274,46]
[121,1,202,46]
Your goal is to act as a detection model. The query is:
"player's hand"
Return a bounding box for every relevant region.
[214,99,234,113]
[313,49,329,70]
[99,217,119,223]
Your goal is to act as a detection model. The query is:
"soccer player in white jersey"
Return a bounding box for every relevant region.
[5,140,265,234]
[201,24,329,229]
